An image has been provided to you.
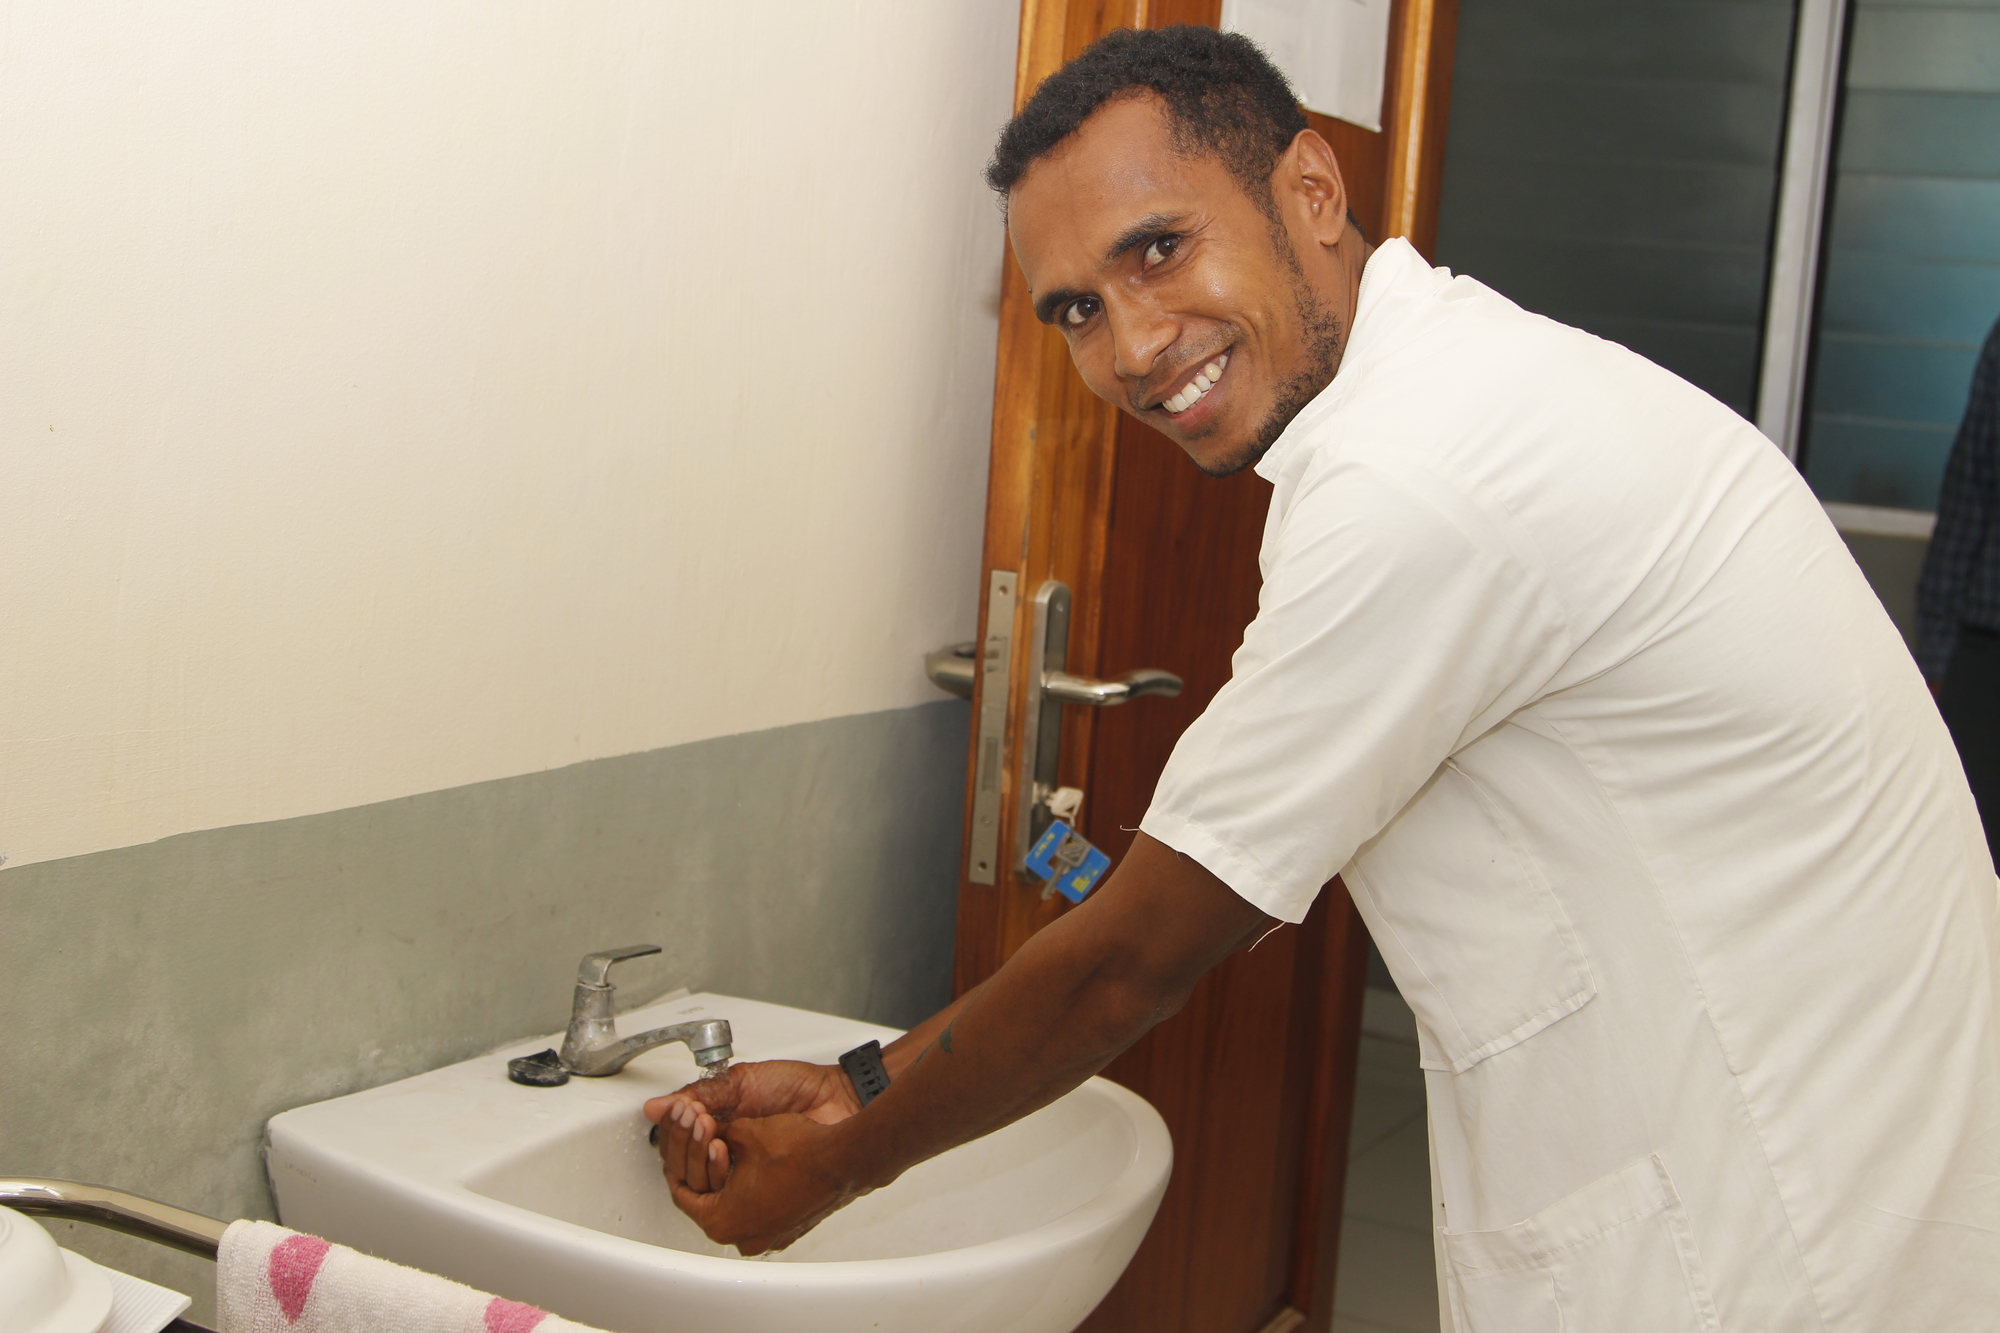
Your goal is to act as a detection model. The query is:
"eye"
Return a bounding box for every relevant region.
[1141,234,1180,270]
[1062,296,1102,328]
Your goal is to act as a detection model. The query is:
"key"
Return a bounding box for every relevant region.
[1024,819,1112,904]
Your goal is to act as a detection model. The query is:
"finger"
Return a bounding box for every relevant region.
[667,1175,723,1223]
[708,1136,730,1188]
[652,1094,693,1144]
[659,1100,692,1186]
[682,1137,709,1194]
[664,1104,688,1176]
[671,1105,705,1191]
[684,1111,716,1193]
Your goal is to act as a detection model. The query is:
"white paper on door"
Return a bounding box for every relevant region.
[1219,0,1393,133]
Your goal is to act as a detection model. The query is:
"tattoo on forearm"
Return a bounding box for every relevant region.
[939,1023,955,1055]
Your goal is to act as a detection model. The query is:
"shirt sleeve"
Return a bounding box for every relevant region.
[1140,455,1574,923]
[1917,317,2000,681]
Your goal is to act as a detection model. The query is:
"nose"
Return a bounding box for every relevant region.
[1107,294,1178,387]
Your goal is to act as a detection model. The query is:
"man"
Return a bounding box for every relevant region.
[648,28,2000,1330]
[1919,313,2000,862]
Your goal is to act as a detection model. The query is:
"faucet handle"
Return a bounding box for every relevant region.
[576,944,661,987]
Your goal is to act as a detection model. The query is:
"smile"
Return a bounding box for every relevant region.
[1162,353,1229,416]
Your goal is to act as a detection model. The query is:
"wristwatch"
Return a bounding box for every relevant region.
[839,1039,891,1107]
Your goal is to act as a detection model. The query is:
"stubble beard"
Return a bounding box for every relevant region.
[1195,234,1346,479]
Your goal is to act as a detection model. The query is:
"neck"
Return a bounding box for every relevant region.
[1319,229,1376,383]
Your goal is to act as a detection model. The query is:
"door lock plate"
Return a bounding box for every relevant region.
[965,570,1016,885]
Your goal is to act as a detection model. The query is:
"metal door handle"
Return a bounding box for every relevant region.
[923,652,1182,707]
[1044,668,1181,707]
[1018,581,1178,873]
[926,580,1181,884]
[924,642,977,699]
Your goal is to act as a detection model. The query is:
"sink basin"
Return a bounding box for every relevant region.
[266,991,1171,1333]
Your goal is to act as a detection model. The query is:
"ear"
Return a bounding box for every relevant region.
[1275,128,1350,251]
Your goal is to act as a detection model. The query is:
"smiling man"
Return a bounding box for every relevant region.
[647,28,2000,1331]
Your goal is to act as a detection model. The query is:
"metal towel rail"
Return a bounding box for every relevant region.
[1,1177,228,1260]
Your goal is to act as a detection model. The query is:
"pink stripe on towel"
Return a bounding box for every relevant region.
[484,1298,548,1333]
[268,1234,332,1321]
[218,1220,614,1333]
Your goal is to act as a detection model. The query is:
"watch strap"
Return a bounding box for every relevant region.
[838,1039,891,1108]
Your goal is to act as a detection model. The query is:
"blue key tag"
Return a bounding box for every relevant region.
[1024,820,1111,904]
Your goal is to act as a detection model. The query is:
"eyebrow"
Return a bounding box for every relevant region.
[1031,212,1192,326]
[1103,212,1187,265]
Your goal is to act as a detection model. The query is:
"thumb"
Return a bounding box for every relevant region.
[668,1174,726,1225]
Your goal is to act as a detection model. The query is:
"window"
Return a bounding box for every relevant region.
[1436,0,1798,421]
[1799,0,2000,514]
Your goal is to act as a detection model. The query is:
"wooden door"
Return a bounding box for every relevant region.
[953,3,1458,1330]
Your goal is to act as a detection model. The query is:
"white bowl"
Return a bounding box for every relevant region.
[0,1208,113,1333]
[267,992,1171,1333]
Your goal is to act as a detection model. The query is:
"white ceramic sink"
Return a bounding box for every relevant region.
[267,991,1171,1333]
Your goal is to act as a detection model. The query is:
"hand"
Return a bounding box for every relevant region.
[644,1061,860,1196]
[666,1112,869,1255]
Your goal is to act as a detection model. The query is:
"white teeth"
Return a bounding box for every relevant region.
[1163,353,1230,415]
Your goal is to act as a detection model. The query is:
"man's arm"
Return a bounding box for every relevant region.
[666,832,1271,1253]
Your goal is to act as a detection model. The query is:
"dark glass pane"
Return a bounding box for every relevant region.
[1436,0,1796,418]
[1801,0,2000,510]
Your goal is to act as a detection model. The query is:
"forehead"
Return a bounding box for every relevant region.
[1006,95,1243,284]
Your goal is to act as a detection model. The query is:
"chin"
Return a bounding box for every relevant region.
[1183,445,1254,478]
[1178,429,1267,478]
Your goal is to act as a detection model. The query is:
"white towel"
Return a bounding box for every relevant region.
[217,1220,616,1333]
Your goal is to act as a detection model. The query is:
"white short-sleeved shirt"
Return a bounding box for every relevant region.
[1142,239,2000,1331]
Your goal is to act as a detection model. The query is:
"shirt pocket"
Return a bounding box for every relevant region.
[1345,759,1594,1072]
[1441,1156,1721,1333]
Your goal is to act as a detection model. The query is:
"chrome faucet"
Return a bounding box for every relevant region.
[506,945,733,1087]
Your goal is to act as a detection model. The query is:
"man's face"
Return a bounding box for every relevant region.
[1007,95,1344,477]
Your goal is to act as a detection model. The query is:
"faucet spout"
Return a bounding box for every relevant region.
[507,947,735,1087]
[569,1019,734,1078]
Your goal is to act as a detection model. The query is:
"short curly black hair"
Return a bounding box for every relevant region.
[986,26,1308,216]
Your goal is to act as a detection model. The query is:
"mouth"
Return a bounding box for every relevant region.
[1156,352,1230,418]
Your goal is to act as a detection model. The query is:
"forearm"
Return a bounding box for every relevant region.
[838,912,1167,1187]
[880,983,983,1079]
[826,834,1267,1192]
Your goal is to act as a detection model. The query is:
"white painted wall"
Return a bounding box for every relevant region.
[0,0,1016,869]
